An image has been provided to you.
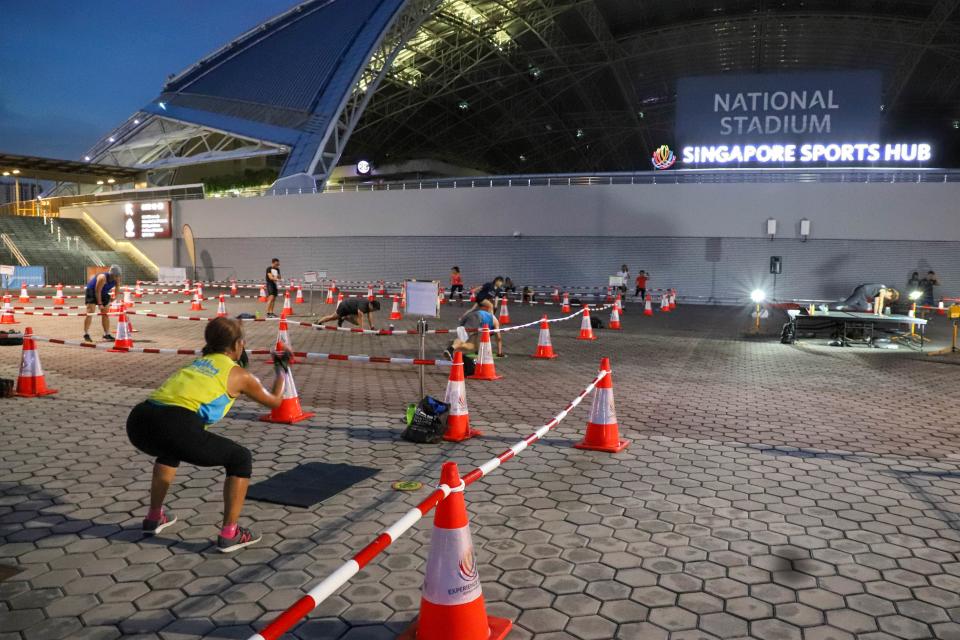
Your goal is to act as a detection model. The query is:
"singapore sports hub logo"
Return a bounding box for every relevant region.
[458,547,478,582]
[651,145,676,170]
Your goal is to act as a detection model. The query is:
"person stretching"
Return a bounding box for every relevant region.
[83,265,121,343]
[317,298,381,329]
[126,318,286,553]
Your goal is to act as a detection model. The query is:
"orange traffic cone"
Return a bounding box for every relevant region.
[615,294,624,315]
[578,306,597,340]
[134,281,143,298]
[398,462,512,640]
[379,280,387,296]
[15,328,57,397]
[444,352,479,441]
[197,282,204,301]
[498,298,510,325]
[469,327,501,381]
[532,315,557,359]
[469,288,476,303]
[643,294,653,317]
[575,358,628,453]
[54,284,65,305]
[1,295,16,324]
[18,282,29,303]
[326,283,335,304]
[938,300,946,315]
[265,318,299,364]
[609,306,621,330]
[295,285,304,304]
[230,280,238,296]
[669,289,677,311]
[660,293,670,313]
[605,287,613,303]
[367,285,375,302]
[216,294,227,318]
[110,311,134,351]
[280,291,293,318]
[123,287,134,310]
[258,285,267,303]
[260,366,315,424]
[561,292,571,313]
[191,289,204,311]
[438,286,446,306]
[336,292,344,308]
[182,280,192,296]
[390,295,402,320]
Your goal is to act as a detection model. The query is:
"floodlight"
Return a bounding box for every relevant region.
[750,289,766,303]
[84,156,91,162]
[909,290,923,301]
[11,169,19,175]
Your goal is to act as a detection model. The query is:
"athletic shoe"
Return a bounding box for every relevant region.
[142,513,177,536]
[217,526,261,553]
[443,345,454,361]
[83,334,93,343]
[266,313,277,318]
[102,334,115,341]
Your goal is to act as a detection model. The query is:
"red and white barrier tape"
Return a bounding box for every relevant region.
[248,366,608,640]
[7,311,119,318]
[29,335,452,366]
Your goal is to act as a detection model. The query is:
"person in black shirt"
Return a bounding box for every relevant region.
[460,276,504,321]
[264,258,281,318]
[317,298,381,330]
[920,271,939,306]
[829,284,899,313]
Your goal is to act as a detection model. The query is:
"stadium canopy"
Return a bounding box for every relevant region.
[0,153,142,184]
[86,0,960,188]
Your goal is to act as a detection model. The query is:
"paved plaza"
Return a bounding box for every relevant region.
[1,290,959,640]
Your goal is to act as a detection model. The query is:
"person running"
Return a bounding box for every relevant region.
[83,265,121,343]
[460,276,504,320]
[634,270,648,299]
[317,297,381,329]
[264,258,281,318]
[126,318,287,553]
[450,266,464,305]
[445,299,503,359]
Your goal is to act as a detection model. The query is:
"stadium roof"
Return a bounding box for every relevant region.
[86,0,960,185]
[0,152,142,184]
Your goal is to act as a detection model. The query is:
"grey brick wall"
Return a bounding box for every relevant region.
[186,236,959,303]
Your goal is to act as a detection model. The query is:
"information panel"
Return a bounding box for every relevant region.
[123,201,172,239]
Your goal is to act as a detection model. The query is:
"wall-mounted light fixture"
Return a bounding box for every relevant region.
[766,218,777,240]
[799,218,811,242]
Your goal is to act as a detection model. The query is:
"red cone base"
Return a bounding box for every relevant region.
[260,398,315,424]
[444,414,482,442]
[398,614,512,640]
[574,425,629,453]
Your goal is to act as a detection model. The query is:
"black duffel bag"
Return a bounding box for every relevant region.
[402,396,450,444]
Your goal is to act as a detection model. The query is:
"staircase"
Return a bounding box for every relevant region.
[0,216,154,284]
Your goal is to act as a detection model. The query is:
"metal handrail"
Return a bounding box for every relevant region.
[0,233,30,266]
[0,183,206,218]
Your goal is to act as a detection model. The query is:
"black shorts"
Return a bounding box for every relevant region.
[85,289,106,306]
[126,401,252,478]
[265,282,279,297]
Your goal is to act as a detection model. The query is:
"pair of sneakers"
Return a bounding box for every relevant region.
[142,513,261,553]
[83,333,115,343]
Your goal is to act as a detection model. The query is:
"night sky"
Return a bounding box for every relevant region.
[0,0,296,160]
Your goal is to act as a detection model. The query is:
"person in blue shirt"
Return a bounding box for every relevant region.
[445,299,503,359]
[83,265,121,343]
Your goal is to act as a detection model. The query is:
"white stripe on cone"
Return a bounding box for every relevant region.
[421,527,482,606]
[19,349,42,378]
[446,379,468,417]
[589,387,617,426]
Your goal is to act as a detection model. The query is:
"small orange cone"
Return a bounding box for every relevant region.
[379,280,387,296]
[578,306,597,340]
[390,295,402,320]
[398,462,512,640]
[258,285,267,303]
[615,294,624,315]
[643,294,653,317]
[444,352,479,441]
[498,297,510,325]
[18,282,30,303]
[1,295,17,324]
[295,285,304,304]
[575,358,628,453]
[469,288,476,303]
[191,289,204,311]
[325,283,335,304]
[182,280,192,296]
[265,318,299,364]
[561,292,571,313]
[15,328,57,397]
[260,366,315,424]
[123,287,134,310]
[938,300,946,315]
[54,284,65,305]
[605,287,613,303]
[110,311,134,351]
[608,306,621,330]
[533,315,557,359]
[367,285,375,302]
[669,289,677,311]
[552,287,560,302]
[469,327,501,381]
[280,291,293,318]
[216,294,227,318]
[197,282,204,301]
[337,292,344,308]
[230,280,238,296]
[134,281,143,298]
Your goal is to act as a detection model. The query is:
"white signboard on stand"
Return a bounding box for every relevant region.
[404,280,439,318]
[608,275,624,287]
[303,271,319,284]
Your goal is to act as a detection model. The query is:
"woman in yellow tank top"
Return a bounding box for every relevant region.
[126,318,287,553]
